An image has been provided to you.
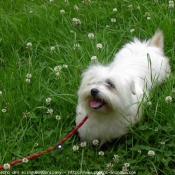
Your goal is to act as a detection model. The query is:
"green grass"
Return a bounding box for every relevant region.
[0,0,175,174]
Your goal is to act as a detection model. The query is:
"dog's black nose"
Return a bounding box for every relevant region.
[91,88,99,97]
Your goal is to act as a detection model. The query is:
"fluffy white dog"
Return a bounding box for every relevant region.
[76,30,171,145]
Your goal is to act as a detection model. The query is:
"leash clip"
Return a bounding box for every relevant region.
[56,142,64,152]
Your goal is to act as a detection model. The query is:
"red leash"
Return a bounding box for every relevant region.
[0,116,88,170]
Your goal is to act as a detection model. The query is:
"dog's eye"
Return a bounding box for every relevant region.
[108,83,115,88]
[107,82,115,88]
[106,79,115,89]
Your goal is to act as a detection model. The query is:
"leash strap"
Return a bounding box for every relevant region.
[0,115,88,170]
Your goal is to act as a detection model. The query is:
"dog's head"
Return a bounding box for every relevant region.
[78,64,136,113]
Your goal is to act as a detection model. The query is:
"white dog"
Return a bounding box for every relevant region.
[76,30,170,145]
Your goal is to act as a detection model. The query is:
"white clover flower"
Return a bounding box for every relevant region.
[55,115,61,120]
[169,0,174,8]
[2,108,7,113]
[137,5,141,10]
[82,0,91,4]
[144,12,150,17]
[144,12,151,20]
[72,18,81,25]
[106,163,113,170]
[72,145,79,151]
[47,108,53,115]
[138,150,142,154]
[46,98,52,104]
[92,139,99,145]
[72,18,77,23]
[55,72,60,77]
[3,163,10,170]
[155,127,159,132]
[130,29,135,33]
[0,91,2,97]
[97,172,105,175]
[91,56,98,63]
[122,166,128,173]
[72,18,77,24]
[73,43,80,50]
[63,64,68,68]
[64,0,69,5]
[113,154,120,163]
[147,17,151,20]
[147,101,152,106]
[29,11,33,13]
[128,4,133,10]
[26,73,32,79]
[96,43,103,49]
[98,151,104,156]
[34,142,39,147]
[26,42,32,48]
[50,46,55,53]
[148,150,155,157]
[23,110,30,118]
[160,141,165,145]
[80,142,87,147]
[88,33,95,39]
[74,5,79,11]
[124,163,130,167]
[26,42,32,51]
[25,78,31,83]
[106,25,110,28]
[165,96,172,103]
[22,158,29,163]
[50,0,54,2]
[54,65,62,72]
[60,9,65,14]
[113,8,117,12]
[110,18,116,23]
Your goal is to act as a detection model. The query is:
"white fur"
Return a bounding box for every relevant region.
[76,30,171,145]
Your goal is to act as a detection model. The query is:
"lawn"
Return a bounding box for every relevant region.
[0,0,175,174]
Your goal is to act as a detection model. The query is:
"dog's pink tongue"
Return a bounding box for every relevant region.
[91,99,103,108]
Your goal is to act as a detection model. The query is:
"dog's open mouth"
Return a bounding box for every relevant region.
[90,98,106,109]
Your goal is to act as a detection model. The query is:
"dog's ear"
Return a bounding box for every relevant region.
[150,30,164,49]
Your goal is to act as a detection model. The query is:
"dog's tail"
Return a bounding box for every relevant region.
[149,29,164,49]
